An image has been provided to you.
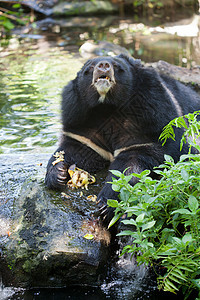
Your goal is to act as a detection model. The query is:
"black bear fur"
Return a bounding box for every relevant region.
[45,54,200,225]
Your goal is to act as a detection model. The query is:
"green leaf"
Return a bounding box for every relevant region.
[179,154,192,162]
[110,170,122,177]
[181,169,189,181]
[108,111,200,298]
[12,3,21,8]
[178,265,194,272]
[112,184,121,192]
[170,270,187,282]
[172,237,182,245]
[136,213,145,223]
[182,233,193,244]
[164,280,179,292]
[140,170,151,176]
[124,174,134,183]
[122,219,136,226]
[142,220,156,231]
[147,242,154,247]
[168,275,182,284]
[107,199,119,208]
[3,19,14,30]
[120,188,130,202]
[164,154,174,163]
[117,230,135,236]
[188,195,199,212]
[172,209,191,215]
[190,278,200,289]
[108,213,123,229]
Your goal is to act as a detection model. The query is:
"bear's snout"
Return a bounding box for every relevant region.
[96,61,111,72]
[92,60,115,99]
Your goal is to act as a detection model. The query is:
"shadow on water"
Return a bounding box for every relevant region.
[0,8,200,300]
[0,286,181,300]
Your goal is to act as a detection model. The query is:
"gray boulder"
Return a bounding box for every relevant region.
[0,154,110,288]
[147,60,200,88]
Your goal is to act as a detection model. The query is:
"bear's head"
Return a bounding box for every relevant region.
[76,54,141,105]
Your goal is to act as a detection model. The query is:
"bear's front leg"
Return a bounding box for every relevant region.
[45,137,109,190]
[45,150,69,190]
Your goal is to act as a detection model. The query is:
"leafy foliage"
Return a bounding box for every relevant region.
[133,0,163,8]
[0,4,31,33]
[159,111,200,153]
[108,111,200,299]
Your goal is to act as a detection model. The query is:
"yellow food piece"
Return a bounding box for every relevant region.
[61,192,70,199]
[82,220,111,245]
[52,150,65,166]
[67,165,95,190]
[87,195,97,202]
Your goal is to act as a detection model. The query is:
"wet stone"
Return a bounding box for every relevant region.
[0,154,110,288]
[147,60,200,88]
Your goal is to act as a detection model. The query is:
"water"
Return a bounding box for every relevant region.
[0,44,83,154]
[0,10,200,300]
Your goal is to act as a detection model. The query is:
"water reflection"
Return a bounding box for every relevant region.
[0,50,83,153]
[91,15,200,67]
[40,14,200,67]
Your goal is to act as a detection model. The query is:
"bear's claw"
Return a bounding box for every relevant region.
[45,161,68,190]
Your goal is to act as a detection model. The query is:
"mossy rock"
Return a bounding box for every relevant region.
[0,154,110,288]
[53,1,118,16]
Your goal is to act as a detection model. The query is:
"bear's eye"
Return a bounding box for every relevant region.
[118,66,125,72]
[117,66,125,73]
[113,63,125,73]
[83,65,94,75]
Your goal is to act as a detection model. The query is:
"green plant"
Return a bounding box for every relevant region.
[160,111,200,153]
[108,111,200,299]
[133,0,163,9]
[0,4,30,32]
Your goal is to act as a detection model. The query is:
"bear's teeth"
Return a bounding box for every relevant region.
[97,76,110,82]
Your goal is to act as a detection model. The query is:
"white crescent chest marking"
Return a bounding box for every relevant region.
[63,131,154,162]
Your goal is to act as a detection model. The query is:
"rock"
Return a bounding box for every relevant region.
[0,155,152,298]
[53,1,118,16]
[0,154,110,288]
[147,60,200,88]
[0,0,58,15]
[79,41,131,59]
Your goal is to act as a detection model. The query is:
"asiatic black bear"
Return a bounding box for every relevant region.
[45,54,200,224]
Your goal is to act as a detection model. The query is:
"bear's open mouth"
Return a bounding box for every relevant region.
[94,75,111,83]
[92,72,116,98]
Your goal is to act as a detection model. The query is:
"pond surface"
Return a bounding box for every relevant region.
[0,10,199,300]
[0,46,83,154]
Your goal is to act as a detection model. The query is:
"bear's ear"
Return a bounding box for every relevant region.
[118,53,141,67]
